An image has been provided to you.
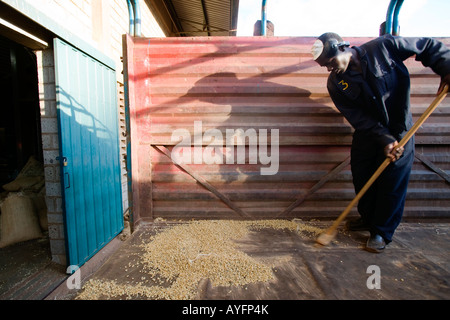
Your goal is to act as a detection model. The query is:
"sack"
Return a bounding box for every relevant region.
[0,192,43,248]
[28,191,48,231]
[2,176,44,192]
[2,156,44,192]
[17,155,44,177]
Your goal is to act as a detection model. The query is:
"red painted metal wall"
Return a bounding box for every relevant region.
[123,35,450,224]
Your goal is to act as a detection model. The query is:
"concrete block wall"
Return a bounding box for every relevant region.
[36,48,66,265]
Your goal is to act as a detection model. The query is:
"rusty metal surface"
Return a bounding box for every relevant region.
[123,35,450,223]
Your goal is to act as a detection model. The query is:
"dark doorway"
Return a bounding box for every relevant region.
[0,34,56,299]
[0,35,43,187]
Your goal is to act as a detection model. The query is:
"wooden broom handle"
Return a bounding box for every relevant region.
[397,84,449,149]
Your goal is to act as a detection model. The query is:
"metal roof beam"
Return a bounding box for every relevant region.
[200,0,210,36]
[178,17,230,33]
[162,0,185,36]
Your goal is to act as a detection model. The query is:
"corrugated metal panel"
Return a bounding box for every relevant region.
[54,38,123,267]
[124,35,450,223]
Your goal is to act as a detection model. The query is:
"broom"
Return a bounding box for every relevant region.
[316,84,449,246]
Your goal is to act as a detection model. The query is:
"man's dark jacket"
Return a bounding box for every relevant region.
[327,34,450,147]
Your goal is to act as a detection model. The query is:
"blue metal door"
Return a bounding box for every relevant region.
[54,38,123,268]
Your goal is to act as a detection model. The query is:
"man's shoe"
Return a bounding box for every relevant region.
[365,234,386,253]
[345,217,370,231]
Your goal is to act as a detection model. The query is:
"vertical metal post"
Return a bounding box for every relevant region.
[126,0,134,36]
[261,0,267,36]
[132,0,142,37]
[392,0,404,35]
[384,0,398,35]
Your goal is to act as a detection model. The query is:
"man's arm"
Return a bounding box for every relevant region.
[391,36,450,94]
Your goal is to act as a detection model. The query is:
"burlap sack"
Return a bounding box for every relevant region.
[28,191,48,231]
[17,155,44,177]
[2,176,43,192]
[0,192,43,248]
[2,156,44,192]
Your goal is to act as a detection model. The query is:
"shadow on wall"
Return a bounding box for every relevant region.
[172,72,319,183]
[126,37,353,220]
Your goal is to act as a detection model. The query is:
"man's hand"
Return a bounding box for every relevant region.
[384,141,404,162]
[437,74,450,95]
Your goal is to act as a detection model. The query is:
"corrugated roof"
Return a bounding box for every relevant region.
[163,0,239,36]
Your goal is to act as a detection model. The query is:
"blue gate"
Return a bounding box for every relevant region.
[54,38,123,268]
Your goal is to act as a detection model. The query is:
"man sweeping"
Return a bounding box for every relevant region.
[311,32,450,252]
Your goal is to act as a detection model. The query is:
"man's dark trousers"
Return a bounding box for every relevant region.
[350,133,415,243]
